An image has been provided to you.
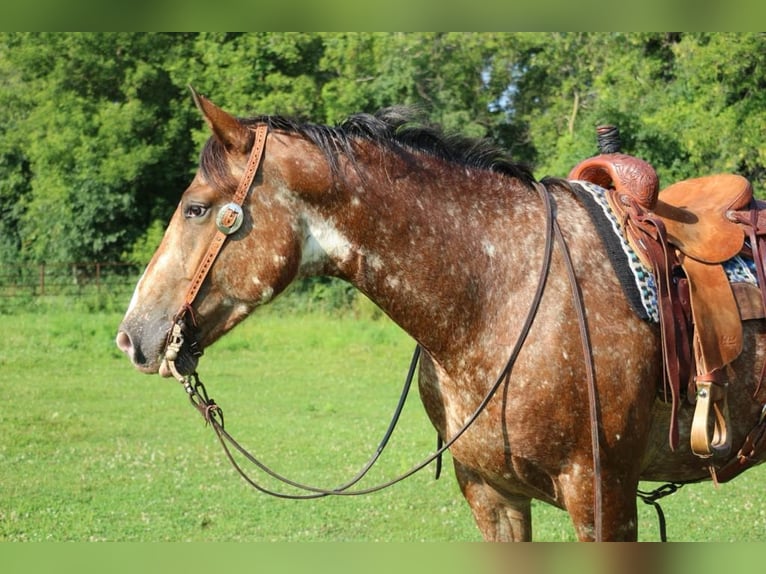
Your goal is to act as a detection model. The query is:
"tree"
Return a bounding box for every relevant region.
[318,33,523,139]
[505,33,766,192]
[0,33,195,264]
[0,33,763,268]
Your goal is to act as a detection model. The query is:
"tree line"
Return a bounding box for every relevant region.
[1,32,764,266]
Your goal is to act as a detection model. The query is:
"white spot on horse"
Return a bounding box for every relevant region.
[368,253,384,271]
[300,217,353,269]
[385,275,401,290]
[259,286,275,303]
[482,240,496,258]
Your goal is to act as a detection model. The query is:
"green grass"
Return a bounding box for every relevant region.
[1,302,765,542]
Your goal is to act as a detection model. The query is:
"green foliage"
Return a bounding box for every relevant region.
[271,277,360,316]
[0,33,194,264]
[518,33,766,189]
[1,33,764,268]
[123,218,168,265]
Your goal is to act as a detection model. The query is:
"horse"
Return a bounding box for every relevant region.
[115,89,766,541]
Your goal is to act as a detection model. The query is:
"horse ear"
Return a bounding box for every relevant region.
[189,85,251,154]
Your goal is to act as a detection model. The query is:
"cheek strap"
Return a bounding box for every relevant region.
[165,124,268,374]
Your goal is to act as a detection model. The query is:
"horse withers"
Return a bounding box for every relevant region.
[116,90,766,541]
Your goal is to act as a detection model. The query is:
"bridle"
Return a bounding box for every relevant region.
[165,123,269,374]
[161,124,606,538]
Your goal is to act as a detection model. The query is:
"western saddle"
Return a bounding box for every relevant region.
[569,126,766,482]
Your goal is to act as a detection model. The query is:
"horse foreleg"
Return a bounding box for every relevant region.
[559,468,639,541]
[453,460,532,541]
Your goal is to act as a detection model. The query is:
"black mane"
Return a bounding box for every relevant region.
[200,106,535,190]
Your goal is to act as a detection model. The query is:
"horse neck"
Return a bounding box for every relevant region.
[298,147,542,360]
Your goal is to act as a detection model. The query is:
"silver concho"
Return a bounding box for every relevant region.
[216,203,244,235]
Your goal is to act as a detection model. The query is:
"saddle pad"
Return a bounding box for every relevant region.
[569,180,758,324]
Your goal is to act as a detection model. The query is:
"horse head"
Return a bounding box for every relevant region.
[116,89,333,377]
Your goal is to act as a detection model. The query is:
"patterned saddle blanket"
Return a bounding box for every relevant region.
[570,179,759,324]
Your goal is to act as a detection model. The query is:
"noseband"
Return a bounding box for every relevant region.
[165,124,269,380]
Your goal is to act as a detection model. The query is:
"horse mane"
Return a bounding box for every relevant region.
[199,106,536,190]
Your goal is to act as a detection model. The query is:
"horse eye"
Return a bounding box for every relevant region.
[184,203,209,219]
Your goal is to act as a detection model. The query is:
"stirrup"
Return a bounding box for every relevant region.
[690,375,732,458]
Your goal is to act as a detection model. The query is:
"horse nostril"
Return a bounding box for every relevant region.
[116,331,134,356]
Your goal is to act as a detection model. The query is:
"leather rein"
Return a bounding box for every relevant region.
[163,125,604,538]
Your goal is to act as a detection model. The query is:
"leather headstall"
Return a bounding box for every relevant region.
[165,124,269,381]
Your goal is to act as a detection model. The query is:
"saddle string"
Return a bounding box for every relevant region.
[168,180,559,500]
[742,203,766,397]
[619,195,689,450]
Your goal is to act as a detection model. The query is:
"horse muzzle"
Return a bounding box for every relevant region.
[115,323,201,378]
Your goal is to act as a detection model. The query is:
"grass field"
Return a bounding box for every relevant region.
[1,299,765,542]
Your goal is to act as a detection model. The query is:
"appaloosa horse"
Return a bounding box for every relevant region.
[116,89,766,541]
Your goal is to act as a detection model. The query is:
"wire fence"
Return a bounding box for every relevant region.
[0,262,143,299]
[0,262,358,316]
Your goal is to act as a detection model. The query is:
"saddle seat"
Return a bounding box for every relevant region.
[569,152,766,482]
[655,174,752,264]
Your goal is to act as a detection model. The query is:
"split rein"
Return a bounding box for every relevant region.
[168,341,426,499]
[162,125,606,533]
